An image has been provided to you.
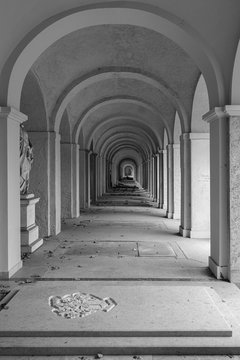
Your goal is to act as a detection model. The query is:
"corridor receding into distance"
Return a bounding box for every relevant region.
[2,0,240,357]
[14,180,210,280]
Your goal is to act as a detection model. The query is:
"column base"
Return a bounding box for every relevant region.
[21,238,43,254]
[190,229,210,239]
[179,225,190,237]
[167,212,173,219]
[208,256,228,280]
[0,260,23,279]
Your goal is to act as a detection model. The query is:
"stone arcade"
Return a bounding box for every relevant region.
[1,0,240,357]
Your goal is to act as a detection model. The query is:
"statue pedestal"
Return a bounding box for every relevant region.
[20,194,43,254]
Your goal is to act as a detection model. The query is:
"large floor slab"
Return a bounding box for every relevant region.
[0,283,231,337]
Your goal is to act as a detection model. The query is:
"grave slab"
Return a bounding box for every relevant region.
[138,242,176,257]
[0,284,231,337]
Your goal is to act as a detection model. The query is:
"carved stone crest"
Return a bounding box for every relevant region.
[49,292,117,319]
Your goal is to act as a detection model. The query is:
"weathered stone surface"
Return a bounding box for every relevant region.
[0,284,232,337]
[229,116,240,282]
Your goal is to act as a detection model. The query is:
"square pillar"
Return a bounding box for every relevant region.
[190,134,210,238]
[90,153,98,204]
[173,144,181,219]
[179,134,191,237]
[224,105,240,282]
[0,107,27,278]
[61,142,79,219]
[156,154,160,207]
[203,109,228,279]
[180,133,210,238]
[49,132,61,235]
[72,143,80,218]
[163,150,167,210]
[158,151,164,208]
[61,143,73,218]
[79,149,90,209]
[167,144,174,219]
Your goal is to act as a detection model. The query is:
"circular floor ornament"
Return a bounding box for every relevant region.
[49,292,117,319]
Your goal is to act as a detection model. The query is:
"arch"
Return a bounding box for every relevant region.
[74,96,171,144]
[174,112,182,144]
[2,3,225,111]
[121,161,136,179]
[20,69,49,131]
[164,128,169,148]
[94,124,157,155]
[191,74,210,133]
[59,109,71,143]
[87,115,162,150]
[231,39,240,104]
[101,134,150,161]
[51,69,188,133]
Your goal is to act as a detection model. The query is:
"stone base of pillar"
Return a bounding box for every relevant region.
[179,225,190,237]
[209,256,228,280]
[167,212,173,219]
[20,194,43,254]
[190,229,210,239]
[0,261,23,279]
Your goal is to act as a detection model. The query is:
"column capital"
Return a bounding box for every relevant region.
[225,105,240,117]
[0,107,27,124]
[202,107,228,123]
[173,143,180,149]
[79,148,91,153]
[180,133,209,141]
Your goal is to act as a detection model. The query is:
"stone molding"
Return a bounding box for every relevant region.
[225,105,240,117]
[203,107,228,123]
[0,107,27,124]
[173,144,180,149]
[209,256,228,280]
[181,132,209,140]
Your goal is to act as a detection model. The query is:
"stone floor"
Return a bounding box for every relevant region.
[1,186,240,357]
[12,204,211,280]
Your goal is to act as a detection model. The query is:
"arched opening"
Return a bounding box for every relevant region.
[0,2,229,286]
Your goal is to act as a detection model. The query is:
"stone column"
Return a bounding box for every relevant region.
[167,144,174,219]
[152,156,156,200]
[179,134,191,237]
[179,133,210,238]
[162,150,168,210]
[203,109,229,279]
[149,158,153,197]
[79,149,90,209]
[190,134,210,238]
[49,132,61,235]
[102,156,106,194]
[61,142,79,219]
[27,131,61,236]
[154,155,158,201]
[158,151,164,208]
[0,108,27,278]
[90,152,97,204]
[72,143,80,218]
[226,106,240,282]
[28,131,50,238]
[156,154,160,207]
[61,142,73,218]
[173,144,181,219]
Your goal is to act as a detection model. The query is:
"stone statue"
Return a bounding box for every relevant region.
[20,125,33,195]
